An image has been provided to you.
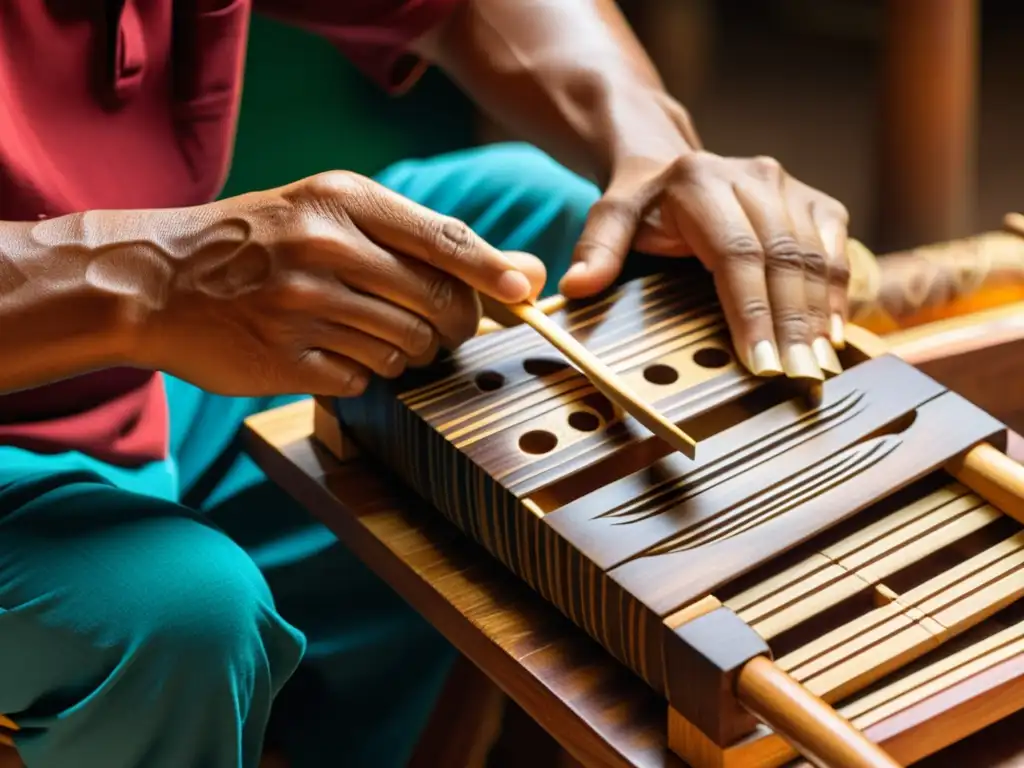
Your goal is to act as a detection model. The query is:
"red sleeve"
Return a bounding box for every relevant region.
[254,0,466,93]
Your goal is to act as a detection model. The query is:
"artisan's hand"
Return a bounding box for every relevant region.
[560,152,850,380]
[139,172,545,397]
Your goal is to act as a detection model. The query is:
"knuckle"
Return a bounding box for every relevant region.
[430,217,476,265]
[750,155,784,180]
[723,235,765,265]
[293,211,339,245]
[426,276,454,313]
[823,198,850,224]
[308,170,363,199]
[775,310,812,341]
[802,250,828,279]
[763,238,805,273]
[737,297,772,323]
[829,260,852,288]
[670,152,705,182]
[273,273,320,309]
[805,302,829,325]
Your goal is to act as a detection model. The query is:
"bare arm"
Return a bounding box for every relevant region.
[416,0,851,381]
[0,174,543,398]
[0,215,150,394]
[413,0,695,188]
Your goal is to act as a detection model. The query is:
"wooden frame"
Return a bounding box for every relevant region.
[245,336,1024,768]
[302,264,1024,767]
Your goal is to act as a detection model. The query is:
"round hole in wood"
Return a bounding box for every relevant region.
[523,357,570,377]
[568,410,601,432]
[475,371,505,391]
[519,430,558,454]
[643,363,679,385]
[693,346,732,369]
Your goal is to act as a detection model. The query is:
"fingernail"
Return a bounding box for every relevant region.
[747,339,784,376]
[565,263,587,279]
[781,343,824,380]
[344,371,369,395]
[496,270,532,302]
[830,313,846,348]
[812,336,843,375]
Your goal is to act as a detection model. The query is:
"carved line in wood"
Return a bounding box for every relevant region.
[316,263,1024,768]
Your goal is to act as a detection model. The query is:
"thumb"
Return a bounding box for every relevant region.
[503,250,547,302]
[476,251,547,329]
[560,195,639,299]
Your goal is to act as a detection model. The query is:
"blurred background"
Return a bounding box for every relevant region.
[222,0,1023,255]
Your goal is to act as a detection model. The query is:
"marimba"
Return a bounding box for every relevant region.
[315,220,1024,767]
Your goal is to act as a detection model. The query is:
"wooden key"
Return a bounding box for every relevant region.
[507,301,699,460]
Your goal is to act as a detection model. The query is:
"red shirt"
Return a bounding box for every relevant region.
[0,0,461,465]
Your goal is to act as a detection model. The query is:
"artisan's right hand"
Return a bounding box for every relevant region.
[135,172,545,397]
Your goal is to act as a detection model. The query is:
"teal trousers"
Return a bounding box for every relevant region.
[0,144,599,768]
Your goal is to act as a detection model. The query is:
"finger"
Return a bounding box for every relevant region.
[331,231,479,348]
[561,165,668,298]
[337,176,533,304]
[296,349,372,398]
[560,196,637,298]
[734,175,822,381]
[504,250,547,302]
[408,334,442,368]
[290,273,440,358]
[811,201,851,348]
[666,181,783,377]
[313,324,408,380]
[785,198,842,374]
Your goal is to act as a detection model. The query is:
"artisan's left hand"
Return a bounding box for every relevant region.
[560,152,850,381]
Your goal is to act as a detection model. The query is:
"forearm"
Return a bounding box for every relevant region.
[0,214,164,393]
[416,0,699,186]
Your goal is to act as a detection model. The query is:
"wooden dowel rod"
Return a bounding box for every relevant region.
[737,656,900,768]
[476,317,506,336]
[508,301,698,459]
[947,442,1024,525]
[535,294,568,315]
[479,293,569,334]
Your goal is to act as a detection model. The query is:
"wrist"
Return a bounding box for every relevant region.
[0,214,162,392]
[26,211,173,366]
[594,85,700,187]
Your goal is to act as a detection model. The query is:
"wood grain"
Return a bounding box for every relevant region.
[509,300,698,459]
[736,656,899,768]
[322,264,1024,765]
[244,399,1024,767]
[244,405,677,768]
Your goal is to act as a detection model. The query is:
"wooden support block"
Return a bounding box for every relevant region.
[664,606,771,746]
[318,266,1024,767]
[312,395,359,461]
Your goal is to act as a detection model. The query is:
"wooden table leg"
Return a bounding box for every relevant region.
[876,0,980,251]
[408,655,506,768]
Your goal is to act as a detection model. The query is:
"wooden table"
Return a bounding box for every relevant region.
[244,402,1024,768]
